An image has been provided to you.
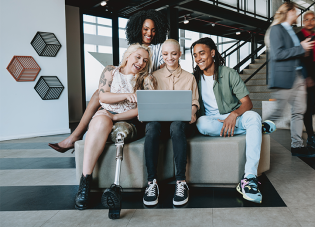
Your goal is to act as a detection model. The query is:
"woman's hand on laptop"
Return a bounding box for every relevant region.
[125,93,137,103]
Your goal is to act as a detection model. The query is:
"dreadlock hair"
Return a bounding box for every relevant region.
[190,37,225,83]
[126,9,169,45]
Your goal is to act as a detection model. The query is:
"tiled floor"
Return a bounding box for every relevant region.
[0,130,314,227]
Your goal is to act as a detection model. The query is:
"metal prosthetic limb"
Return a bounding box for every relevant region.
[114,133,124,185]
[110,121,137,186]
[102,121,137,219]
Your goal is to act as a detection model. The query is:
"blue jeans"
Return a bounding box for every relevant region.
[196,110,262,176]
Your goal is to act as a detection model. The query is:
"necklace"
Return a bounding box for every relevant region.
[166,65,179,74]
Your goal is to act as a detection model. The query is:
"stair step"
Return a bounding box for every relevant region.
[241,73,266,80]
[243,68,266,74]
[245,79,267,86]
[248,64,266,69]
[249,92,272,100]
[259,54,266,59]
[247,85,270,92]
[252,100,263,108]
[254,58,267,64]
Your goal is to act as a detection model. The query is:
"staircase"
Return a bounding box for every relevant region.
[240,53,271,116]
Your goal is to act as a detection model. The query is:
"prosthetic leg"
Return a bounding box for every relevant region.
[101,122,137,219]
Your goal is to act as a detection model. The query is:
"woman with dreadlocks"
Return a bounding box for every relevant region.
[49,9,169,153]
[191,37,276,204]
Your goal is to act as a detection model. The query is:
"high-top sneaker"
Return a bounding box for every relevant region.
[173,181,189,206]
[101,184,123,219]
[143,179,159,206]
[236,174,262,203]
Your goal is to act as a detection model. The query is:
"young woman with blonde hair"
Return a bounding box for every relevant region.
[75,43,156,211]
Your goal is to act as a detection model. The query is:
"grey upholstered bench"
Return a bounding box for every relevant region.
[75,134,270,188]
[75,137,174,189]
[184,134,270,185]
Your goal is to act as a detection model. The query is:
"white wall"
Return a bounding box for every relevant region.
[0,0,70,141]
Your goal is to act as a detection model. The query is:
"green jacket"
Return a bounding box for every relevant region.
[197,66,249,116]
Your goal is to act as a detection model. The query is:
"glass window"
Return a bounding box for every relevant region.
[83,24,96,35]
[120,47,127,62]
[83,15,96,23]
[84,44,96,52]
[256,0,267,17]
[98,45,112,54]
[119,18,128,29]
[83,14,113,102]
[97,17,112,26]
[98,26,112,37]
[119,29,126,39]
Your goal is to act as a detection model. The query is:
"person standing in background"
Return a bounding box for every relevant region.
[297,11,315,149]
[266,3,315,157]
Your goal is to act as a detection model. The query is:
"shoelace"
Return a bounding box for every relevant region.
[246,177,261,191]
[145,182,158,197]
[175,182,188,197]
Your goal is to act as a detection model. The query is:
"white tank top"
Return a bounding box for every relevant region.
[100,67,137,113]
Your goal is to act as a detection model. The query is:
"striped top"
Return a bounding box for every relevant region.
[149,43,164,72]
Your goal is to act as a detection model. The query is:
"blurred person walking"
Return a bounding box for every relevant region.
[297,11,315,149]
[266,2,315,157]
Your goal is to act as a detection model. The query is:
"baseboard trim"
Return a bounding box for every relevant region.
[0,129,71,141]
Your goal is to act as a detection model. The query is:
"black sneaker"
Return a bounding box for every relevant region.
[291,147,315,158]
[173,181,189,206]
[101,184,122,219]
[143,179,159,206]
[307,135,315,149]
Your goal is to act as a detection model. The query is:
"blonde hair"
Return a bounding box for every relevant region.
[120,43,154,91]
[303,10,315,20]
[162,39,181,52]
[265,2,296,48]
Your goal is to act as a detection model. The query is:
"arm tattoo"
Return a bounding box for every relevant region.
[104,65,115,72]
[99,65,115,87]
[99,76,107,87]
[143,75,156,90]
[99,88,105,94]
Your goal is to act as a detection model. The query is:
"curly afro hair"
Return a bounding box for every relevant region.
[126,9,169,45]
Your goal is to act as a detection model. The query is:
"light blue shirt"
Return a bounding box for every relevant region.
[281,22,302,70]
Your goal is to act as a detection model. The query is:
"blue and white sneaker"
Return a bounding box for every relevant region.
[236,174,262,204]
[262,120,276,134]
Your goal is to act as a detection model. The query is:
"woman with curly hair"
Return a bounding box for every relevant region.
[49,10,169,152]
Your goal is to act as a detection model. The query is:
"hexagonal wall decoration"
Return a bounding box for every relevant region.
[31,32,61,57]
[6,56,41,82]
[34,76,64,100]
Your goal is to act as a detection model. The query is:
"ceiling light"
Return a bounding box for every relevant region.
[211,23,215,27]
[236,32,241,35]
[101,1,107,6]
[184,16,189,24]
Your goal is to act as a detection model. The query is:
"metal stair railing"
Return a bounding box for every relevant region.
[244,61,268,84]
[222,36,252,67]
[233,44,265,73]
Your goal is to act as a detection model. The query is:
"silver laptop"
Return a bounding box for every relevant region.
[137,90,192,121]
